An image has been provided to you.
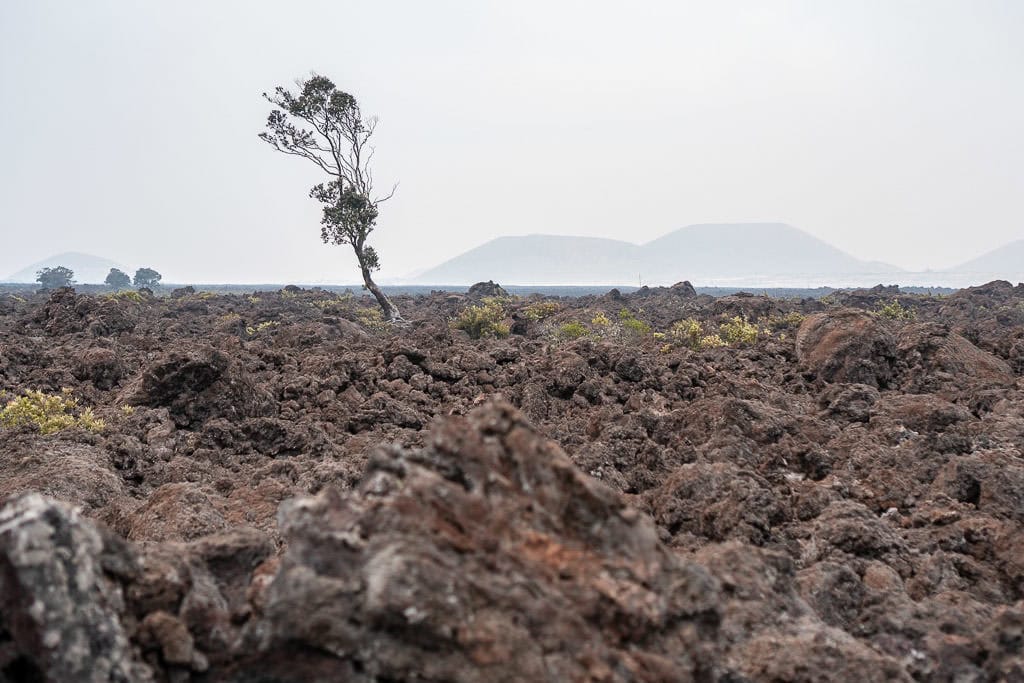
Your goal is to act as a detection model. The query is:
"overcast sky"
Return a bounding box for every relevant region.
[1,1,1022,283]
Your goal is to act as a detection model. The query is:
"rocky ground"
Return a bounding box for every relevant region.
[1,280,1024,681]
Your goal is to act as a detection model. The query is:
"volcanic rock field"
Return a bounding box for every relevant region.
[2,281,1024,681]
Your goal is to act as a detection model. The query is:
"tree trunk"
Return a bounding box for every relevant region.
[357,259,400,321]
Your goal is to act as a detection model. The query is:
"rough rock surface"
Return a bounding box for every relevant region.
[0,494,151,682]
[1,282,1024,680]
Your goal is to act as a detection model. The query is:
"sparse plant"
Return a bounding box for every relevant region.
[670,318,704,348]
[245,320,279,336]
[451,297,509,339]
[591,312,611,327]
[120,404,135,416]
[766,311,805,330]
[876,299,915,321]
[557,320,588,340]
[0,389,105,434]
[102,290,144,303]
[355,306,390,333]
[524,301,561,322]
[719,316,759,345]
[618,308,652,336]
[699,334,727,350]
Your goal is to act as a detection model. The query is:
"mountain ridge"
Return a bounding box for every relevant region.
[414,223,904,286]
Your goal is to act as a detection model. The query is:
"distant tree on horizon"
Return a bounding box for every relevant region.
[36,266,75,290]
[104,268,131,289]
[133,267,162,289]
[260,74,401,321]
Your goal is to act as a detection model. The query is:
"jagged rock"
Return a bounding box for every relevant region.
[73,347,124,390]
[122,345,275,427]
[240,401,722,682]
[0,494,152,682]
[797,309,896,387]
[467,280,508,298]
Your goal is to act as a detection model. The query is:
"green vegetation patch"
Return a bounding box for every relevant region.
[452,297,510,339]
[719,316,759,345]
[0,389,105,434]
[618,308,652,336]
[524,301,562,322]
[557,320,588,340]
[875,299,915,321]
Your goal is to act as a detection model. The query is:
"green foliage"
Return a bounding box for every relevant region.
[698,334,727,349]
[245,320,279,336]
[766,311,806,330]
[451,297,509,339]
[0,389,104,434]
[591,312,611,327]
[876,299,915,321]
[356,307,388,332]
[133,267,162,289]
[262,74,399,319]
[104,268,131,289]
[557,320,588,340]
[670,318,704,348]
[618,308,652,336]
[102,290,144,303]
[719,316,759,345]
[524,301,561,322]
[36,266,75,290]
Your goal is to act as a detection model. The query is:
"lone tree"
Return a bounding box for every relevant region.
[133,267,162,289]
[260,74,400,321]
[36,266,74,290]
[104,268,131,289]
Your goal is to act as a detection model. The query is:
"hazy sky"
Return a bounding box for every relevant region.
[1,1,1022,283]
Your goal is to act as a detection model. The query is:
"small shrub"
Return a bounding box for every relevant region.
[120,404,135,416]
[452,298,509,339]
[245,320,279,336]
[698,334,727,350]
[102,290,144,303]
[719,316,758,345]
[766,311,805,330]
[0,389,105,434]
[591,312,611,327]
[876,299,915,321]
[356,307,389,333]
[670,318,703,348]
[557,321,588,340]
[618,308,651,336]
[524,301,561,321]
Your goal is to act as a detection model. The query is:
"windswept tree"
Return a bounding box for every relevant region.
[36,266,74,290]
[260,74,400,321]
[104,268,131,289]
[133,267,162,289]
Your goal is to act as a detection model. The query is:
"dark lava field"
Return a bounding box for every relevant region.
[2,280,1024,682]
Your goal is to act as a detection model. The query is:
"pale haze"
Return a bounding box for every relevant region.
[1,1,1022,284]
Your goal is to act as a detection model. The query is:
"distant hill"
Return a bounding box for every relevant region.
[414,223,902,285]
[949,240,1024,279]
[4,252,128,284]
[414,235,644,285]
